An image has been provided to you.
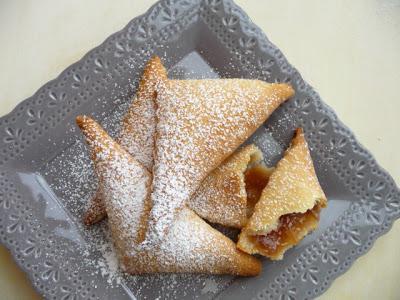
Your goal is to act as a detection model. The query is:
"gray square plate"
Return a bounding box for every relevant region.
[0,0,399,299]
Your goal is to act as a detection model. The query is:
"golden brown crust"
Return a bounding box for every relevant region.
[237,128,327,259]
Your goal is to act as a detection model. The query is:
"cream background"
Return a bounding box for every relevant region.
[0,0,399,299]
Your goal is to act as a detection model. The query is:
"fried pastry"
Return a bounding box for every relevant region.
[237,128,327,260]
[77,115,261,276]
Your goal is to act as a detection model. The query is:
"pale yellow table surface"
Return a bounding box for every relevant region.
[0,0,399,299]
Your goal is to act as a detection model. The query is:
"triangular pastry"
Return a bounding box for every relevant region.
[189,144,273,228]
[147,78,294,239]
[77,115,261,276]
[237,128,327,260]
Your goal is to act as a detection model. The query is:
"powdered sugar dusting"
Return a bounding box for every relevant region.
[118,95,155,170]
[157,208,220,270]
[77,116,151,254]
[100,148,150,251]
[83,56,166,226]
[201,278,220,295]
[96,235,121,284]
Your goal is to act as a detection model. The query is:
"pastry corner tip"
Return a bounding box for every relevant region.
[284,83,295,98]
[295,127,304,136]
[235,247,263,276]
[292,127,306,145]
[75,115,90,128]
[268,82,295,102]
[76,115,99,132]
[150,55,162,63]
[248,259,263,276]
[147,55,165,69]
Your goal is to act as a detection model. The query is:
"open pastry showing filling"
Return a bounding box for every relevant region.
[251,202,322,257]
[237,128,327,260]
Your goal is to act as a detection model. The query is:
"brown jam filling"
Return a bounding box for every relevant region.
[254,204,322,257]
[244,165,272,216]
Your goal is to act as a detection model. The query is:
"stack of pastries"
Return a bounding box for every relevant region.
[77,57,327,276]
